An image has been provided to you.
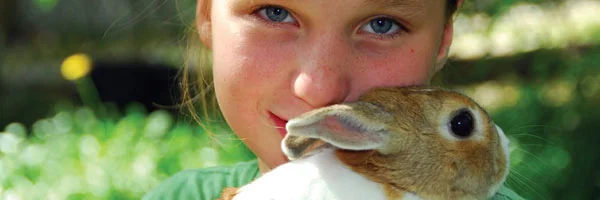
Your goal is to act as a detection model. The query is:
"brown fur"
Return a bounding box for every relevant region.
[284,136,329,160]
[333,86,508,199]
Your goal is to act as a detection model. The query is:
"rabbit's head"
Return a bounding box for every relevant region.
[283,86,510,199]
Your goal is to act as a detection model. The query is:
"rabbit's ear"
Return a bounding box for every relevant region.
[282,136,330,160]
[284,103,390,153]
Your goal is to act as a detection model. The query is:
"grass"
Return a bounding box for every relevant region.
[0,102,255,200]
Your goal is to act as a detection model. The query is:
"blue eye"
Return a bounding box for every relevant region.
[361,17,402,35]
[258,6,296,23]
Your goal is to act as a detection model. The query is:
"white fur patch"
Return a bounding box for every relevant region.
[486,125,511,198]
[233,148,408,200]
[401,192,423,200]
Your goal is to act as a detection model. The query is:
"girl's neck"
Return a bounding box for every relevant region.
[258,159,270,174]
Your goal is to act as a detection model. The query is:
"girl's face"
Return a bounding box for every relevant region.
[197,0,454,172]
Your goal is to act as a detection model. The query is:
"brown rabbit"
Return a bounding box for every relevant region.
[219,86,510,200]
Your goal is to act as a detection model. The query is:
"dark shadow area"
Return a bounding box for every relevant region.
[90,60,182,113]
[0,60,182,128]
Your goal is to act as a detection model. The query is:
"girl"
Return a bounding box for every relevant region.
[145,0,524,199]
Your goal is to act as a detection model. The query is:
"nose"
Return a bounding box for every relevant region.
[293,34,351,108]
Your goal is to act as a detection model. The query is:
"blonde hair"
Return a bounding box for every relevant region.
[178,25,218,135]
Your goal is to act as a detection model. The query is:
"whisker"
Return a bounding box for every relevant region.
[506,169,547,200]
[511,148,548,165]
[508,133,552,142]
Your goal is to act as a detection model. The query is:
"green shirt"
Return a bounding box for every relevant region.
[143,160,525,200]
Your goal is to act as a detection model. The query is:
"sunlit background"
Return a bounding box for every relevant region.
[1,0,599,199]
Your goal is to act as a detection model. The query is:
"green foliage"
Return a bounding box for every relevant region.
[34,0,59,13]
[0,103,255,200]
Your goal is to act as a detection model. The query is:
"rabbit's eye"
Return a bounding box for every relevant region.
[450,110,474,138]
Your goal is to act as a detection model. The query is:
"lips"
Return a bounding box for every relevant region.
[269,112,288,137]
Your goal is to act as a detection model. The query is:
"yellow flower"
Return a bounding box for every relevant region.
[61,53,92,81]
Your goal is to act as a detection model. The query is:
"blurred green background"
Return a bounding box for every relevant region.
[0,0,599,199]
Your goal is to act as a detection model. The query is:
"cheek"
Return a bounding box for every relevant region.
[369,49,431,81]
[212,31,296,122]
[210,16,296,166]
[350,43,436,98]
[212,27,296,92]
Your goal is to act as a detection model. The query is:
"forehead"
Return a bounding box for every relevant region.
[366,0,426,7]
[232,0,441,9]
